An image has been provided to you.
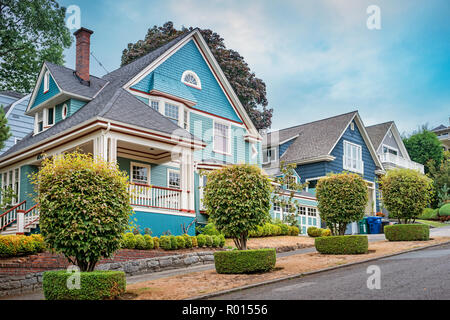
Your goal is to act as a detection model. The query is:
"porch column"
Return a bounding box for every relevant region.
[180,149,195,213]
[93,134,108,161]
[108,136,117,163]
[16,210,25,235]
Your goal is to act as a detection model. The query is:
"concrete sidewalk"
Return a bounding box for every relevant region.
[2,226,449,300]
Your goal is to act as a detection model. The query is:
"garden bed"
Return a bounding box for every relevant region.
[125,237,450,300]
[225,236,315,252]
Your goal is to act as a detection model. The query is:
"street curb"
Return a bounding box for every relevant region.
[188,240,450,300]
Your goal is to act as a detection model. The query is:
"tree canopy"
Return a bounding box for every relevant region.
[402,126,444,173]
[121,21,273,130]
[0,0,72,93]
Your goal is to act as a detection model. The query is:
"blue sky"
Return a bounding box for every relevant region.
[58,0,450,134]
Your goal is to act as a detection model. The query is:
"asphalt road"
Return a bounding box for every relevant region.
[210,242,450,300]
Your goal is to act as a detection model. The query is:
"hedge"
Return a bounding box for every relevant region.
[214,248,276,274]
[307,227,331,237]
[384,224,430,241]
[42,270,125,300]
[315,235,368,254]
[0,234,46,258]
[249,223,300,238]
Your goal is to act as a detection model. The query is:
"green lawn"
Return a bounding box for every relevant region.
[416,220,448,228]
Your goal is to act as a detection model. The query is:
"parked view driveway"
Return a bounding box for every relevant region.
[210,242,450,300]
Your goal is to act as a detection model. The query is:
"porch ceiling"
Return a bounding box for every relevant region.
[116,140,175,163]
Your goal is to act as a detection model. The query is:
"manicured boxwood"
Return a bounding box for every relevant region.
[42,270,126,300]
[384,224,430,241]
[315,235,369,254]
[214,248,276,274]
[439,203,450,217]
[0,234,46,258]
[197,234,206,247]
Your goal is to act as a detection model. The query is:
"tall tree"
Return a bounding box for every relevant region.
[0,106,11,150]
[402,126,444,173]
[0,0,72,93]
[121,22,273,130]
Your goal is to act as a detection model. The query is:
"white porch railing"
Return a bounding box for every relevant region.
[379,153,424,173]
[0,201,26,232]
[129,183,182,211]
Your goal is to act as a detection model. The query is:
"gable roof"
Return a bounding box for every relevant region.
[266,111,357,163]
[365,121,394,150]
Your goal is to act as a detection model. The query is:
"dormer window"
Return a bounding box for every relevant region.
[47,107,54,126]
[35,110,44,134]
[43,71,50,93]
[181,70,201,89]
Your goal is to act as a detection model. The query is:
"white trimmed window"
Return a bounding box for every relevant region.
[43,71,50,93]
[298,206,307,216]
[36,110,44,133]
[181,70,201,89]
[263,147,278,164]
[165,103,179,123]
[47,107,55,126]
[150,100,159,111]
[167,169,180,189]
[285,175,297,191]
[273,202,281,212]
[382,144,398,156]
[1,168,20,204]
[308,207,317,217]
[62,104,68,120]
[131,163,150,185]
[214,122,230,154]
[343,140,363,174]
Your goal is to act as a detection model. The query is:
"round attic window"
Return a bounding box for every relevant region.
[181,70,201,89]
[62,104,68,120]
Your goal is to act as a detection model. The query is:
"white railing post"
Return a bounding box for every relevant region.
[16,210,25,235]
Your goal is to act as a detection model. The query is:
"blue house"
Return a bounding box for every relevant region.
[263,111,385,234]
[0,92,33,155]
[0,27,262,236]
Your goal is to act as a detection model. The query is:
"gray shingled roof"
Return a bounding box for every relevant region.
[266,111,358,163]
[0,30,201,160]
[366,121,393,150]
[0,91,25,99]
[45,62,108,99]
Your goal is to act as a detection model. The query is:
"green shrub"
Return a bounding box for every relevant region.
[169,235,178,250]
[316,173,368,235]
[379,168,433,224]
[152,237,159,249]
[198,223,221,236]
[288,226,300,236]
[183,234,193,248]
[30,234,46,252]
[262,224,271,237]
[122,233,136,249]
[279,224,289,236]
[218,235,225,248]
[0,235,46,258]
[320,229,331,237]
[384,224,430,241]
[159,236,171,250]
[31,152,131,272]
[135,235,146,250]
[418,208,436,220]
[191,236,198,247]
[315,235,369,254]
[143,235,154,250]
[211,235,220,248]
[176,236,186,249]
[43,270,125,300]
[307,227,321,237]
[205,235,213,247]
[214,249,276,274]
[197,235,206,248]
[439,203,450,217]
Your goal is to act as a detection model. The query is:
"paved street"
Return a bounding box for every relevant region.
[210,242,450,300]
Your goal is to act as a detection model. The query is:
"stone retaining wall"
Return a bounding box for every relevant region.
[0,251,215,298]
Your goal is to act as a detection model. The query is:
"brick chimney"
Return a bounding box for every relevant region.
[73,27,94,83]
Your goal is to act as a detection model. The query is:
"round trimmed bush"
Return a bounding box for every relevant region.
[214,248,276,274]
[315,235,369,254]
[288,226,300,236]
[218,235,225,248]
[197,234,206,247]
[279,224,289,235]
[159,236,171,250]
[191,236,198,247]
[143,235,154,250]
[320,229,331,237]
[307,227,321,237]
[205,235,213,247]
[183,234,193,248]
[211,235,220,248]
[439,203,450,217]
[176,236,186,249]
[43,270,125,300]
[384,224,430,241]
[169,235,177,250]
[135,235,146,250]
[122,233,136,249]
[152,237,159,249]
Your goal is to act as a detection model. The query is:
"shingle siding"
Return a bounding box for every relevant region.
[31,71,60,110]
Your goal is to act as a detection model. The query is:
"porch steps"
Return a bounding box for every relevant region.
[0,221,39,235]
[0,201,40,236]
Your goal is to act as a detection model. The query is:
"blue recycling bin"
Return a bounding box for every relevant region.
[366,216,382,234]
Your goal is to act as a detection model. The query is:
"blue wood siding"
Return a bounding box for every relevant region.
[55,99,87,123]
[131,39,242,123]
[20,165,38,210]
[116,157,177,187]
[131,210,195,236]
[30,71,60,110]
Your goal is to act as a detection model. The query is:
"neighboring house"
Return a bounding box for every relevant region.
[0,27,262,236]
[431,120,450,151]
[366,121,424,174]
[263,111,385,234]
[0,92,33,155]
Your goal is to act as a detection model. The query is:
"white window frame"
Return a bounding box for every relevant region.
[382,144,398,156]
[43,71,50,93]
[35,110,44,134]
[308,207,317,217]
[150,100,159,111]
[213,120,231,155]
[167,169,180,189]
[273,202,281,212]
[1,168,20,205]
[343,140,363,174]
[285,175,298,191]
[263,147,278,164]
[350,122,355,131]
[181,70,201,90]
[46,106,55,127]
[62,103,68,120]
[130,162,151,185]
[164,102,180,124]
[298,206,307,216]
